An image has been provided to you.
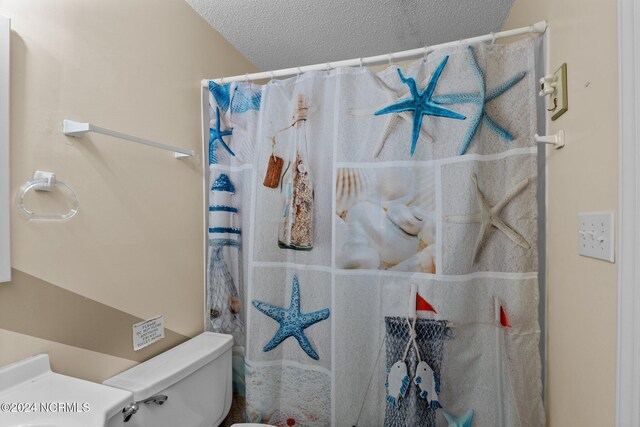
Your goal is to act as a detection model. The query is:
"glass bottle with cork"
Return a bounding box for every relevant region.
[278,95,314,250]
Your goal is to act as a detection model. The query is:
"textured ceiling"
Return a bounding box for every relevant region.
[186,0,515,72]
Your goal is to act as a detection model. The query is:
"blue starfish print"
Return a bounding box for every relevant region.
[252,275,330,360]
[374,56,466,156]
[443,409,474,427]
[209,107,234,165]
[433,46,526,155]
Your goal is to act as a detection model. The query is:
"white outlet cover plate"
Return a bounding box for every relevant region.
[578,212,615,262]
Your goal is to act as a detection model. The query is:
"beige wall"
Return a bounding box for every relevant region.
[504,2,618,426]
[0,0,256,381]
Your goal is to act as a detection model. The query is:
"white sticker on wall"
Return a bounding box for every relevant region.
[133,315,165,351]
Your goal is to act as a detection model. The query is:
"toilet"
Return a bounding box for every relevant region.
[103,331,267,427]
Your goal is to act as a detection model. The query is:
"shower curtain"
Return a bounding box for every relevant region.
[205,37,544,427]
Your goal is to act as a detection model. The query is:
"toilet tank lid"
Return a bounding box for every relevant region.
[103,332,233,401]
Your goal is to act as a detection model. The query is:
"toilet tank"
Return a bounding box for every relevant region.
[104,332,233,427]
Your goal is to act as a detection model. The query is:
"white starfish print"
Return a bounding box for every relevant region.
[445,173,532,263]
[349,73,433,157]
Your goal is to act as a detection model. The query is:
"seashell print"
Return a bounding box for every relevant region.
[409,167,436,213]
[345,201,418,266]
[336,168,377,216]
[386,203,427,236]
[336,223,380,269]
[375,168,416,208]
[390,245,436,273]
[418,213,436,249]
[335,215,350,251]
[337,243,380,270]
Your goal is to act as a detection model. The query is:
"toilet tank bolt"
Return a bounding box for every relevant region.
[122,402,139,422]
[141,394,169,405]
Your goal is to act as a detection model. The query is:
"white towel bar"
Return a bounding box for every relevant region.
[62,120,195,159]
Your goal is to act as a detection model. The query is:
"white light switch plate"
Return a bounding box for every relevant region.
[578,212,615,262]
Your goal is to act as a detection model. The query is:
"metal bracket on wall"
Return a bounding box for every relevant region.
[539,63,568,121]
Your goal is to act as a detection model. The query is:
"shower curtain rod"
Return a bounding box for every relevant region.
[201,21,547,86]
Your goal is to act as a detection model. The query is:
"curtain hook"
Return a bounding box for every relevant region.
[423,44,429,61]
[220,76,225,84]
[244,73,250,83]
[358,57,364,69]
[269,70,276,83]
[490,32,496,45]
[387,52,394,66]
[326,62,332,74]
